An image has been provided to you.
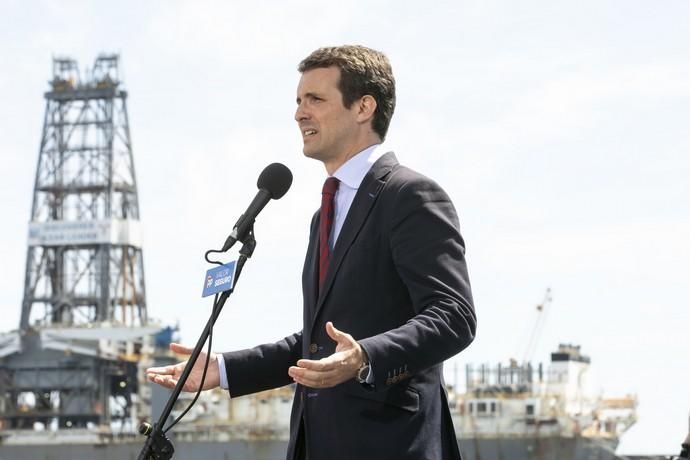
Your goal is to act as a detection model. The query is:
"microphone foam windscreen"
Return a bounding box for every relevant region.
[257,163,293,199]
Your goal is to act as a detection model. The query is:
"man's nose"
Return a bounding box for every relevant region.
[294,103,309,122]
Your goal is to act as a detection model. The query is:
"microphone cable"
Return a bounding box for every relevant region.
[163,286,221,433]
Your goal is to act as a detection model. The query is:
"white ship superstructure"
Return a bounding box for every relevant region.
[450,344,637,459]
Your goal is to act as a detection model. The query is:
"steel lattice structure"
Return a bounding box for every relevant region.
[0,54,156,430]
[20,54,146,329]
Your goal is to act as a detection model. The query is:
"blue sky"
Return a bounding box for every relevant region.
[1,0,689,454]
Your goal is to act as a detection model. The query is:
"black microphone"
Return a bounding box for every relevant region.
[221,163,293,251]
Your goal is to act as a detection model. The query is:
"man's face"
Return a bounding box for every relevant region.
[295,66,360,168]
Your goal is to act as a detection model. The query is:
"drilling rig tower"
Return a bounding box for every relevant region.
[0,54,157,432]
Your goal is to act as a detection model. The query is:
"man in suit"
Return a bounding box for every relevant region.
[147,45,476,460]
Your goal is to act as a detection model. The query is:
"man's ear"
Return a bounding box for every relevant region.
[356,95,377,124]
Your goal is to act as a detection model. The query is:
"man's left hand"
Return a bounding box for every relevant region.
[288,321,365,388]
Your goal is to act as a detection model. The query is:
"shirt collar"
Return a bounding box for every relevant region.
[332,143,385,190]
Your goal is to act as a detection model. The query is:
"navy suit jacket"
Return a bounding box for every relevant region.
[223,152,476,460]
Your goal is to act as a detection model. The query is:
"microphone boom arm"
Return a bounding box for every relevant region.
[137,228,257,460]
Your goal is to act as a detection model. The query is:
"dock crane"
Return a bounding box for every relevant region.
[521,288,553,364]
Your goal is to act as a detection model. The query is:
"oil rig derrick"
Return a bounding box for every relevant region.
[0,54,157,431]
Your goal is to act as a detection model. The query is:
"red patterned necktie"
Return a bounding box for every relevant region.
[319,176,340,290]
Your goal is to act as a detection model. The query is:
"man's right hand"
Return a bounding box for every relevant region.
[146,343,220,392]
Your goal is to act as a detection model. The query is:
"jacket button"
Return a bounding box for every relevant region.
[309,343,318,353]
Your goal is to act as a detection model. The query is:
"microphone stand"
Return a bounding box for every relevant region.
[136,227,257,460]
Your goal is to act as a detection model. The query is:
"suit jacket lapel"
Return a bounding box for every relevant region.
[310,152,399,328]
[303,211,320,331]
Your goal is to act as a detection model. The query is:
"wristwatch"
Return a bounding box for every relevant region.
[356,360,371,384]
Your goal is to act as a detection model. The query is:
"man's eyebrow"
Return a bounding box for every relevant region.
[296,92,322,103]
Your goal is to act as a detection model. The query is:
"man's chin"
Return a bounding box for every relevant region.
[302,148,320,160]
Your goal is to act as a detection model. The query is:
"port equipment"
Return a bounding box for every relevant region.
[0,55,156,430]
[521,287,553,364]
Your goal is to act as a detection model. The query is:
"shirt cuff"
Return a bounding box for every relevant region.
[217,354,229,389]
[365,364,374,384]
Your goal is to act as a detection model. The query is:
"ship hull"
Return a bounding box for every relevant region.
[0,437,620,460]
[458,436,619,460]
[0,440,287,460]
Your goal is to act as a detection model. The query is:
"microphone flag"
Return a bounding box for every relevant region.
[201,261,237,298]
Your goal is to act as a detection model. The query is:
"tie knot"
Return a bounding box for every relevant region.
[322,176,339,196]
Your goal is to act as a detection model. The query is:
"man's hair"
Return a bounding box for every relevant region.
[298,45,396,140]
